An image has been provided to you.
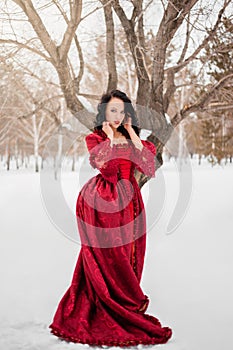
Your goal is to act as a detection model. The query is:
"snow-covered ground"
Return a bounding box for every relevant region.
[0,157,232,350]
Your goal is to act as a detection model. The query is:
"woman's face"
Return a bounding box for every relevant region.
[105,97,125,129]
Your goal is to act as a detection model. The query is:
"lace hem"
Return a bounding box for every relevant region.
[49,321,172,347]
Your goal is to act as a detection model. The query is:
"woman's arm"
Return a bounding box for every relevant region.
[85,133,118,184]
[132,139,156,178]
[124,117,143,151]
[124,118,156,177]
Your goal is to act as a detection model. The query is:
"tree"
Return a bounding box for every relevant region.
[0,56,64,171]
[1,0,233,184]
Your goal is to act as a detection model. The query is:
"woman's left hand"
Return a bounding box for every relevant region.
[123,115,133,132]
[123,115,143,150]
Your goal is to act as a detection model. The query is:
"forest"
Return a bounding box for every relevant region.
[0,0,232,179]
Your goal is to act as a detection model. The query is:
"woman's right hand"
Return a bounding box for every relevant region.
[102,121,114,140]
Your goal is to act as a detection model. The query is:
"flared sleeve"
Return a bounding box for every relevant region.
[132,140,156,178]
[85,132,119,184]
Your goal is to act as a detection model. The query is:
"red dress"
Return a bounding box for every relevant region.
[49,129,172,347]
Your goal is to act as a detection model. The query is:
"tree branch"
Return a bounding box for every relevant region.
[166,0,232,74]
[151,0,198,112]
[12,0,59,64]
[177,12,191,65]
[73,35,84,93]
[101,0,117,91]
[0,38,51,62]
[164,12,191,111]
[137,0,145,49]
[80,0,113,23]
[163,69,176,112]
[111,0,150,104]
[52,0,84,92]
[16,94,63,120]
[171,73,233,127]
[58,0,82,61]
[202,103,233,112]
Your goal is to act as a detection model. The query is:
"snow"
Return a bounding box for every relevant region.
[0,157,232,350]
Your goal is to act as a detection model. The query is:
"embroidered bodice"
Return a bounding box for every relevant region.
[112,142,134,180]
[85,131,157,185]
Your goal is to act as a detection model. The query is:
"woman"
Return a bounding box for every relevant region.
[49,90,172,347]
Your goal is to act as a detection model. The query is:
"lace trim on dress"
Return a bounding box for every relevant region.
[49,321,172,347]
[89,138,114,169]
[86,135,119,184]
[132,141,156,178]
[112,141,129,147]
[86,132,156,181]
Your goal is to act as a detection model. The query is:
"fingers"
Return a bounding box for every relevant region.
[124,116,132,126]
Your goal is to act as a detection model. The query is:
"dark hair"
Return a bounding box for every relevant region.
[94,89,141,138]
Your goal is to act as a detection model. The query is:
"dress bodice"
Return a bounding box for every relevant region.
[112,142,134,180]
[85,131,156,185]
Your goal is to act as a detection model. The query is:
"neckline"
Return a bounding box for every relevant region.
[112,140,129,147]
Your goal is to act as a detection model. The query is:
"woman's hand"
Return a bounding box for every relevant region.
[124,115,143,151]
[123,115,133,132]
[102,121,114,140]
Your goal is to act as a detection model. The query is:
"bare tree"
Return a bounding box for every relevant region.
[0,56,64,171]
[1,0,233,183]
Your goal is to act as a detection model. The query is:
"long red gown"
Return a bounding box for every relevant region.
[49,129,172,347]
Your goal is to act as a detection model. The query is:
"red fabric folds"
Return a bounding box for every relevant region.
[49,130,172,346]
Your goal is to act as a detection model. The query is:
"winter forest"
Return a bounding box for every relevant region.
[0,1,233,350]
[0,0,233,173]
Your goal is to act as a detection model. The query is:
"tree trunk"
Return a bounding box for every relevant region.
[54,133,63,180]
[32,114,39,172]
[6,152,10,171]
[5,139,10,171]
[102,0,117,91]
